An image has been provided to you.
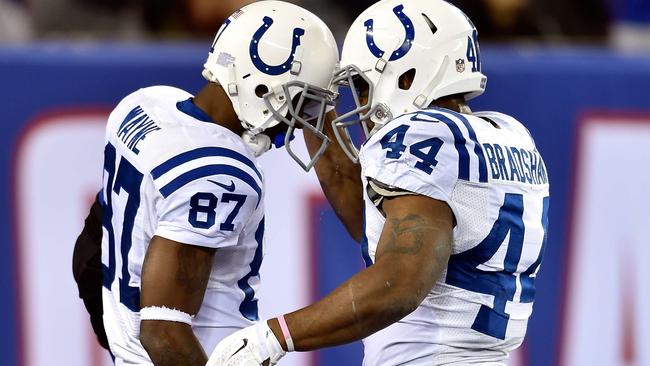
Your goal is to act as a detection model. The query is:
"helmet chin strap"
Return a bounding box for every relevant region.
[413,56,450,109]
[242,131,272,157]
[367,37,407,129]
[370,56,449,128]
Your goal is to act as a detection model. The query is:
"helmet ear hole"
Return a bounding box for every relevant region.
[255,85,270,98]
[398,68,417,90]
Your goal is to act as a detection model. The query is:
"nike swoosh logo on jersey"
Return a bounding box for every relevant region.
[231,338,248,357]
[208,179,236,192]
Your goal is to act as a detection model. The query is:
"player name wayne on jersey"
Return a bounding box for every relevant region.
[482,143,548,185]
[117,105,162,155]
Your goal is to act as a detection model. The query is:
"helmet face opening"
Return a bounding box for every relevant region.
[263,81,336,171]
[331,64,380,163]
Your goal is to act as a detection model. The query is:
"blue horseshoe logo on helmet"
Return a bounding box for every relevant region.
[250,16,305,76]
[364,5,415,61]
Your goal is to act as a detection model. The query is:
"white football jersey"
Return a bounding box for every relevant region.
[359,108,549,365]
[100,86,265,365]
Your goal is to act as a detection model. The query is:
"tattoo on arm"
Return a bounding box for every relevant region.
[383,215,429,255]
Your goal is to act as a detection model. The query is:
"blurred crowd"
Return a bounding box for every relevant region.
[1,0,649,49]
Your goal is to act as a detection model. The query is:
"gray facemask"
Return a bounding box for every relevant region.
[263,80,336,171]
[330,64,390,164]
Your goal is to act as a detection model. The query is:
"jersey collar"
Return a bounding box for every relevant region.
[176,98,214,124]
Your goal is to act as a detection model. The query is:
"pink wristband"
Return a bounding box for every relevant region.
[277,315,295,352]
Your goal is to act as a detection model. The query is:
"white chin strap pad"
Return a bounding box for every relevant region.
[242,131,272,157]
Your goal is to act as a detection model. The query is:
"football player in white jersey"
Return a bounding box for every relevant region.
[72,1,339,365]
[207,0,550,365]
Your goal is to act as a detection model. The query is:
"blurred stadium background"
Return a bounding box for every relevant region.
[0,0,649,365]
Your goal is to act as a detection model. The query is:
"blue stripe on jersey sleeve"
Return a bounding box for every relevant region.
[159,164,262,206]
[432,108,489,183]
[410,111,471,181]
[152,147,262,181]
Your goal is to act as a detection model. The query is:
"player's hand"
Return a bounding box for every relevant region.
[206,321,286,366]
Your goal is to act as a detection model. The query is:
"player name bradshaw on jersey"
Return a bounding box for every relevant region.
[483,143,548,185]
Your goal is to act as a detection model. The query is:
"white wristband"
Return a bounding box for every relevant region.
[140,306,193,326]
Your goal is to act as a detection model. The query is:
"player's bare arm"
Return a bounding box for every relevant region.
[139,236,216,366]
[72,195,109,350]
[303,111,363,242]
[269,193,453,350]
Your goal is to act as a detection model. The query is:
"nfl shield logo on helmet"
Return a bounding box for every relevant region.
[456,59,466,73]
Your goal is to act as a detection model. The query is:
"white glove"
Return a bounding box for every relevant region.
[207,321,286,366]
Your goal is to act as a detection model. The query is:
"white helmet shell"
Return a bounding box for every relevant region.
[203,0,339,133]
[202,1,339,171]
[341,0,486,123]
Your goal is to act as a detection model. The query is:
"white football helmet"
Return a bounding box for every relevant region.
[331,0,488,162]
[203,1,339,171]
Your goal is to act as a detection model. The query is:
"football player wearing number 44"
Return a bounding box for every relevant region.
[208,0,550,365]
[72,2,339,366]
